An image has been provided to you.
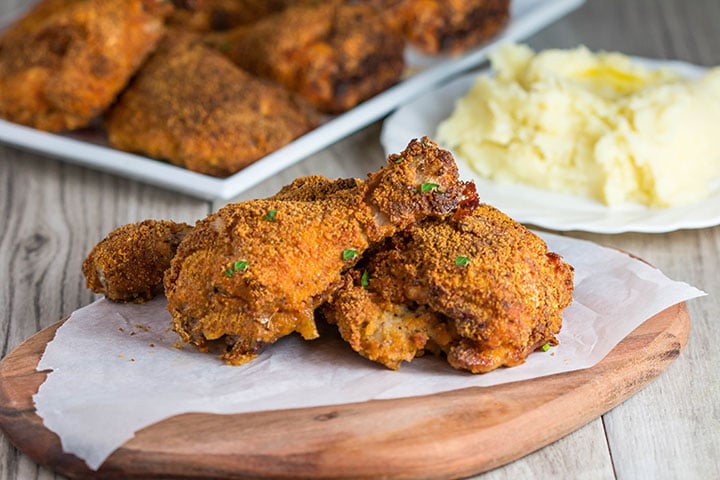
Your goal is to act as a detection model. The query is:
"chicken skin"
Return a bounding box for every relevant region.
[167,0,320,32]
[164,137,475,364]
[384,0,510,54]
[0,0,169,132]
[83,220,192,303]
[321,204,574,373]
[106,33,319,177]
[214,0,405,113]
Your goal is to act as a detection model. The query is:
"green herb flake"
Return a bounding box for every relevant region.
[263,208,277,221]
[342,249,358,260]
[541,343,550,352]
[360,269,370,288]
[420,182,441,193]
[218,40,231,52]
[455,255,470,266]
[393,156,404,164]
[224,260,249,277]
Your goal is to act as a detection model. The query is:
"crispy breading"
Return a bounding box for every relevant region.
[214,0,405,113]
[322,204,574,373]
[385,0,510,54]
[164,137,474,364]
[105,33,320,177]
[0,0,169,132]
[167,0,320,32]
[82,220,192,303]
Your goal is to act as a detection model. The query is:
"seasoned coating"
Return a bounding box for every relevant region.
[0,0,169,132]
[167,0,319,32]
[322,204,574,373]
[83,220,192,303]
[215,1,405,113]
[271,175,361,202]
[322,272,452,369]
[106,33,319,177]
[165,137,474,364]
[385,0,510,54]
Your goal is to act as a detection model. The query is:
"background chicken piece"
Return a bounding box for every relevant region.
[384,0,510,54]
[0,0,170,132]
[167,0,319,32]
[214,0,405,113]
[322,204,574,373]
[164,137,474,365]
[83,220,192,303]
[106,33,319,177]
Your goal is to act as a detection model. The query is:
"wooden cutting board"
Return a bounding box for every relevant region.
[0,302,690,480]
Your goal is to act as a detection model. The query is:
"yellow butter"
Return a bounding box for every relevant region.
[437,43,720,207]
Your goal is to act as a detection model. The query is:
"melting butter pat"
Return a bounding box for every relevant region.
[437,44,720,207]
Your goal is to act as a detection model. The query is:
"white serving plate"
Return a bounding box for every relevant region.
[0,0,585,201]
[381,57,720,234]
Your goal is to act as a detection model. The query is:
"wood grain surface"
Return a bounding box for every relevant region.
[0,304,690,480]
[1,0,719,479]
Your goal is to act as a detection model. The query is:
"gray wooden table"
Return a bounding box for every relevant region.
[1,0,718,478]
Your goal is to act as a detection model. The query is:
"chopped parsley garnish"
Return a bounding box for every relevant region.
[224,260,249,277]
[541,343,551,352]
[360,269,370,288]
[263,208,277,221]
[420,182,441,193]
[342,249,358,260]
[455,255,470,266]
[393,156,404,164]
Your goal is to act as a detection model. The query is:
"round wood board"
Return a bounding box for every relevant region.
[0,303,690,480]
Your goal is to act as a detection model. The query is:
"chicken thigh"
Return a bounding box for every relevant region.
[321,203,574,373]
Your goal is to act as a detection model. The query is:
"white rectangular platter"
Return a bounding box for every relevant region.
[0,0,584,201]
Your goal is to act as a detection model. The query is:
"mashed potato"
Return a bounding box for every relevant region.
[436,43,720,207]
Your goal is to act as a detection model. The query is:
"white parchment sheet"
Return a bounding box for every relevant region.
[33,232,705,470]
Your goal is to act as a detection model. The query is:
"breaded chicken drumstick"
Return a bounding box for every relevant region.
[83,220,192,303]
[164,137,476,364]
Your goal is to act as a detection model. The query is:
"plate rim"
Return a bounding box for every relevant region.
[380,55,720,234]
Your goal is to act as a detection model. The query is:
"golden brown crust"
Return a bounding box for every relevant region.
[164,138,470,364]
[215,1,406,113]
[365,137,478,233]
[82,220,192,303]
[105,33,320,177]
[385,0,510,54]
[322,273,450,370]
[0,0,170,131]
[164,196,375,364]
[322,204,574,373]
[167,0,321,32]
[271,176,361,202]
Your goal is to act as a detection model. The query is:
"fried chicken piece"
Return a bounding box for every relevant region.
[165,137,476,364]
[0,0,170,132]
[214,1,405,113]
[83,220,192,303]
[321,204,574,373]
[167,0,319,32]
[271,175,361,202]
[384,0,510,54]
[105,33,319,177]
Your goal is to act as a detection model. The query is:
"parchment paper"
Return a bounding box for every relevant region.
[33,232,705,470]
